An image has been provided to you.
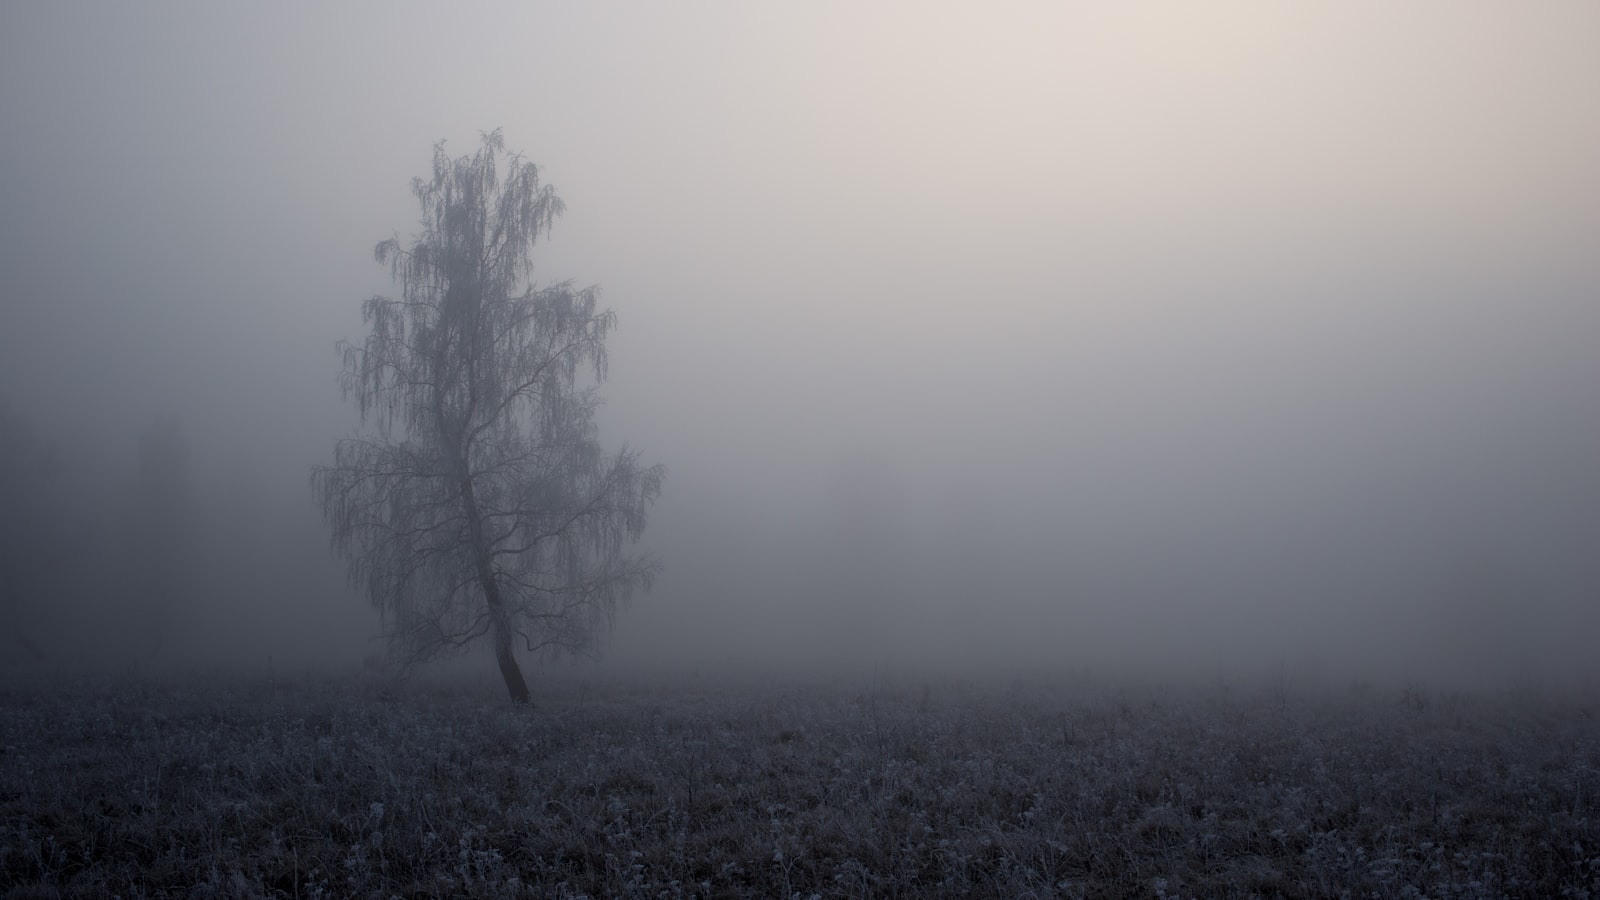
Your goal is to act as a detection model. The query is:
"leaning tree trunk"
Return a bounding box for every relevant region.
[488,601,530,704]
[459,477,531,703]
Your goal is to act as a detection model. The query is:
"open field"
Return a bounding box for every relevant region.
[2,672,1598,898]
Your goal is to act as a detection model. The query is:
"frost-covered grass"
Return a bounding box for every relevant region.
[2,671,1598,898]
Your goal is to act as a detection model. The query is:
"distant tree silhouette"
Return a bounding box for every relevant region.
[128,415,192,659]
[0,397,56,662]
[313,131,662,702]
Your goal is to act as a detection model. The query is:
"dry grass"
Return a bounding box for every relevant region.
[2,671,1597,898]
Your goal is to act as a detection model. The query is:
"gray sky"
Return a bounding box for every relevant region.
[3,2,1598,685]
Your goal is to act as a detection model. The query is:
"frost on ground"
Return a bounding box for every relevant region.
[2,672,1597,898]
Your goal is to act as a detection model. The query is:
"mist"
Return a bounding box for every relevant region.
[3,1,1597,691]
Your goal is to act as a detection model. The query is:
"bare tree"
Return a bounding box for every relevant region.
[313,131,662,703]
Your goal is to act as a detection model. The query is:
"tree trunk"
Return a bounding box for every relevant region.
[477,536,531,703]
[492,618,531,704]
[458,475,532,703]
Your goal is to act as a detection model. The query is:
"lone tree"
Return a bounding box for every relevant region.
[313,131,662,702]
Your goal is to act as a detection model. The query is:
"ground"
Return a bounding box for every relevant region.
[2,670,1597,898]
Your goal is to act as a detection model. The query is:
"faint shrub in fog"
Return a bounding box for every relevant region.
[0,397,62,663]
[125,415,194,659]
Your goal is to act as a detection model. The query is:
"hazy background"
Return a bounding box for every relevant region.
[2,1,1597,689]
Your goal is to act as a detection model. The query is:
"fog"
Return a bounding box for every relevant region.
[3,2,1597,690]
